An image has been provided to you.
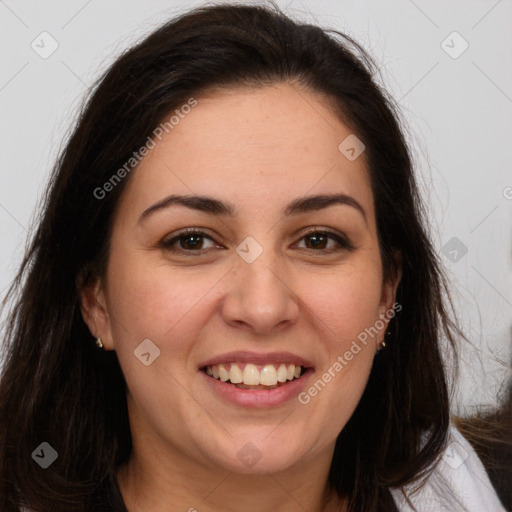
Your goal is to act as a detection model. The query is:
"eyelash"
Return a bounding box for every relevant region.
[160,227,355,256]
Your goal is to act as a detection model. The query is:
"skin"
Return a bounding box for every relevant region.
[81,82,401,512]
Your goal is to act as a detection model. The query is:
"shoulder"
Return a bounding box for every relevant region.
[389,422,507,512]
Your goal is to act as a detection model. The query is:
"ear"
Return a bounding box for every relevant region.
[78,274,115,351]
[377,251,402,337]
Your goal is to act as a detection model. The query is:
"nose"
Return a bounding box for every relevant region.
[220,249,300,335]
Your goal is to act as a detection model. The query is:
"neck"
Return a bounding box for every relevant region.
[117,438,346,512]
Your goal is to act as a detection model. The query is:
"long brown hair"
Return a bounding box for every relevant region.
[0,3,479,511]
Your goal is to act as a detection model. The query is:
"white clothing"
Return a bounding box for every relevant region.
[390,423,507,511]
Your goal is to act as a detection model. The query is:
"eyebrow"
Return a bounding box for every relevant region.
[138,193,367,225]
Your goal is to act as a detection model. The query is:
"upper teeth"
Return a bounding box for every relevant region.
[205,363,302,386]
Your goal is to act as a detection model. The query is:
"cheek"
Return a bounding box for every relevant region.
[296,262,382,391]
[105,251,221,359]
[295,271,381,437]
[303,264,383,345]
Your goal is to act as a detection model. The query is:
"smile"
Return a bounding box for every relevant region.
[203,362,304,389]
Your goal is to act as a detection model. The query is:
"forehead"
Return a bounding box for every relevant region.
[118,82,374,222]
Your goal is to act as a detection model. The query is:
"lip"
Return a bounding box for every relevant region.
[200,367,314,408]
[198,350,314,369]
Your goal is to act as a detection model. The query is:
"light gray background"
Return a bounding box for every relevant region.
[1,0,511,415]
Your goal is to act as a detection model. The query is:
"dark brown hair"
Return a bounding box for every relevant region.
[0,3,478,511]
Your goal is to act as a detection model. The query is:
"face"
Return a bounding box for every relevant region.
[81,82,400,476]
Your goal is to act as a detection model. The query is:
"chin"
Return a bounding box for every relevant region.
[204,434,309,475]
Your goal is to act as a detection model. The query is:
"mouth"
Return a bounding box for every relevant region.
[198,351,314,407]
[201,362,306,390]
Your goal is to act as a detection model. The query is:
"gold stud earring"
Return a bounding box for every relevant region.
[95,337,104,349]
[378,331,392,350]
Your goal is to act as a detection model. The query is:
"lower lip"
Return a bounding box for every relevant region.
[200,368,314,408]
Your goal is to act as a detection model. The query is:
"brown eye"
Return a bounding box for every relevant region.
[176,233,206,250]
[303,232,330,250]
[296,229,354,253]
[161,229,218,254]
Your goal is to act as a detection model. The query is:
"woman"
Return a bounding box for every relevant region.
[0,3,507,511]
